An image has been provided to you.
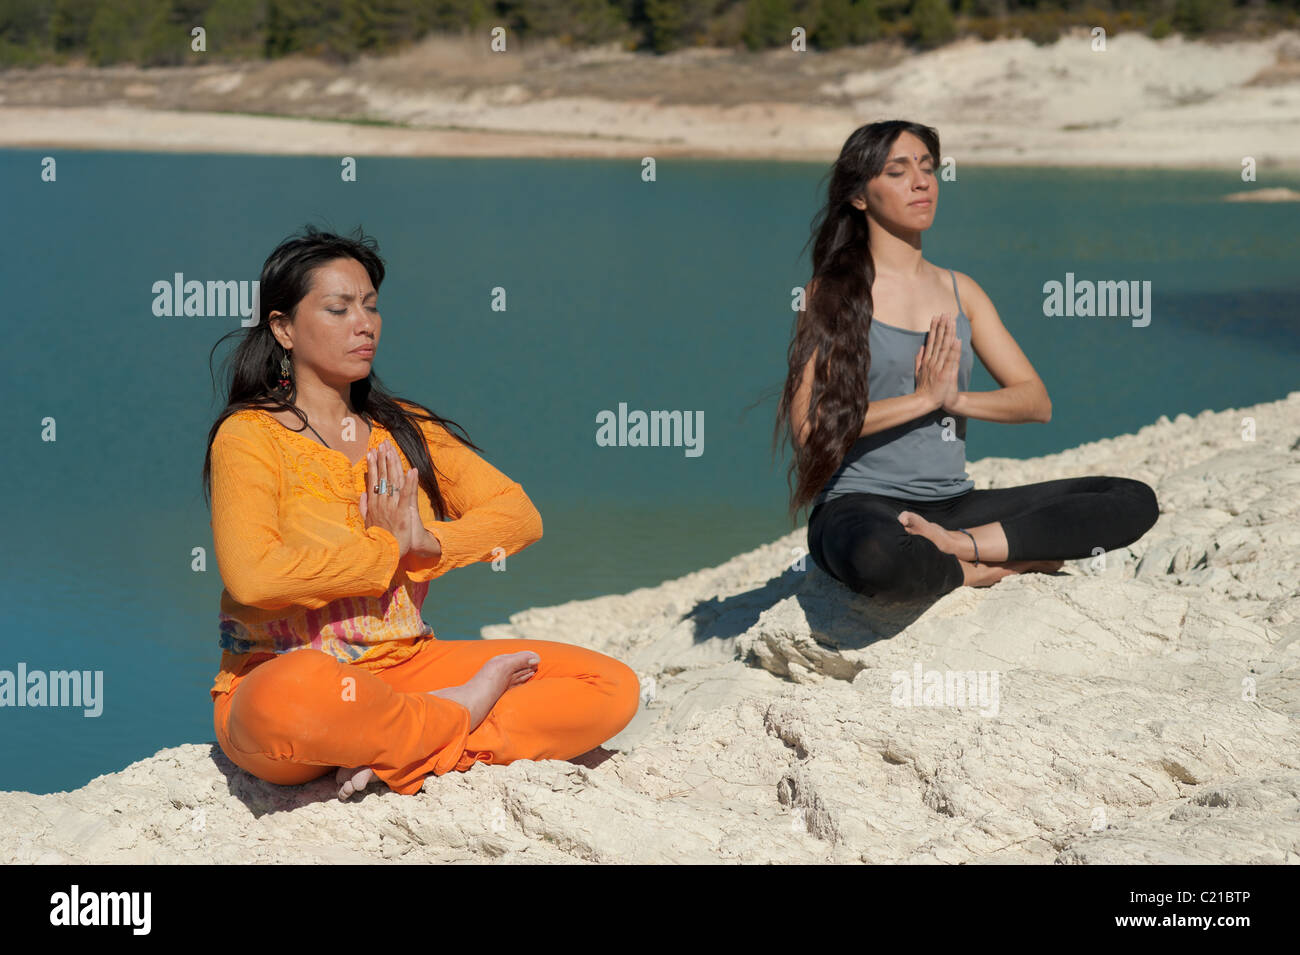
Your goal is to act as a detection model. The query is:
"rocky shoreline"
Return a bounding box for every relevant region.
[3,392,1297,863]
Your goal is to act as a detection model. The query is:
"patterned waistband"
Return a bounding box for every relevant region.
[217,613,431,665]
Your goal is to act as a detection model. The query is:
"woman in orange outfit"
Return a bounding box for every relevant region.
[201,225,639,800]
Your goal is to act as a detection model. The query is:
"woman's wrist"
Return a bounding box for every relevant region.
[411,526,442,560]
[917,390,943,415]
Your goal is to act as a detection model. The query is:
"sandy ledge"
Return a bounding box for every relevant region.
[3,29,1300,168]
[3,391,1298,863]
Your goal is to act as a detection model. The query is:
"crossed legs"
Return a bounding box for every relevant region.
[213,637,640,799]
[808,476,1159,601]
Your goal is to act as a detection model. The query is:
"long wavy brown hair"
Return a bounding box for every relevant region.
[773,120,941,521]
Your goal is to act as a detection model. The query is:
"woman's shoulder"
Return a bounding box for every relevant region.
[943,267,995,324]
[943,266,985,298]
[214,405,278,446]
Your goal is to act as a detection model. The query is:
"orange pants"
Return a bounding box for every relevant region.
[212,637,640,795]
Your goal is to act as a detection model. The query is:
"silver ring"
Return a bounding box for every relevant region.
[376,478,389,495]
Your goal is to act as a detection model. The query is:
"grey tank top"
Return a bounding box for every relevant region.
[813,268,975,507]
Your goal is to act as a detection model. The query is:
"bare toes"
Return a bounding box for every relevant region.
[337,766,375,801]
[493,651,540,677]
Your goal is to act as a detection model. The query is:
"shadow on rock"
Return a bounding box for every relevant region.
[210,741,618,813]
[209,744,350,815]
[682,564,808,644]
[685,561,936,682]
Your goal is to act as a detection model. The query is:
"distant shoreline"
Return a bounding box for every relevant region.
[3,29,1300,168]
[6,104,1300,170]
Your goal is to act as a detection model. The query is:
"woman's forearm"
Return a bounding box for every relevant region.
[859,392,939,438]
[401,485,543,582]
[948,382,1050,424]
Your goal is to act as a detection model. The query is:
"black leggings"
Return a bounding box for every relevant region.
[807,476,1159,602]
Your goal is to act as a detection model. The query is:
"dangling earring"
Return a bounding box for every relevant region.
[278,349,292,390]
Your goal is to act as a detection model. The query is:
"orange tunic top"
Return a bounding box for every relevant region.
[207,400,543,701]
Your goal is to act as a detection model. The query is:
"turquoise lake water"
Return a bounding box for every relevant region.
[1,150,1296,794]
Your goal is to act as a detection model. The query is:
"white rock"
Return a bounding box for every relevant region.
[2,392,1298,863]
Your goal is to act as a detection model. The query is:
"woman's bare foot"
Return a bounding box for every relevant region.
[334,650,540,801]
[898,510,968,558]
[960,558,1065,587]
[336,765,376,801]
[960,559,1016,587]
[428,650,540,732]
[1004,559,1066,574]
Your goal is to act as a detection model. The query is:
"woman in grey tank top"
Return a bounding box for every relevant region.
[774,121,1159,601]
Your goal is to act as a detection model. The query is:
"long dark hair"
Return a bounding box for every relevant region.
[201,224,481,518]
[773,120,941,520]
